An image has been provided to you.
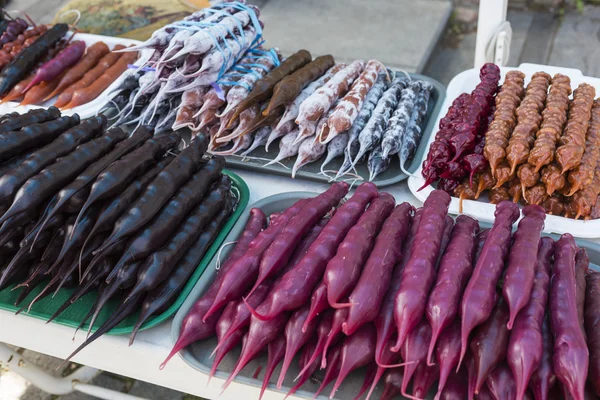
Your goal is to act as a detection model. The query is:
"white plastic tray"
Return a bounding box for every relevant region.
[0,32,144,118]
[408,63,600,239]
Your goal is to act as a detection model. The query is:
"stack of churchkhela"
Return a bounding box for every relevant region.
[102,0,266,132]
[166,186,600,400]
[0,109,239,358]
[421,63,600,220]
[200,51,434,181]
[420,63,501,193]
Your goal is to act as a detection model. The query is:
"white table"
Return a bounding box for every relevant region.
[0,168,419,400]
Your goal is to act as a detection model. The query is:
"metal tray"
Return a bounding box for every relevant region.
[224,73,446,187]
[171,191,600,400]
[0,170,249,336]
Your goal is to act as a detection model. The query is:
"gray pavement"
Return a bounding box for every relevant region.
[548,5,600,77]
[258,0,452,72]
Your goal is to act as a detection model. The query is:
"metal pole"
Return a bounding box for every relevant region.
[474,0,509,68]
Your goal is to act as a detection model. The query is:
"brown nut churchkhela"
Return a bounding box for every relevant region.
[555,83,596,174]
[567,99,600,195]
[527,74,572,172]
[489,186,510,204]
[517,163,540,197]
[263,55,335,116]
[540,163,566,196]
[475,170,494,199]
[505,72,550,174]
[524,183,548,206]
[454,180,477,213]
[507,178,523,203]
[493,160,514,189]
[543,194,565,215]
[566,163,600,219]
[483,71,525,175]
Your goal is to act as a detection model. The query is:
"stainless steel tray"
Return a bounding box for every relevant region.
[224,73,446,187]
[171,192,600,400]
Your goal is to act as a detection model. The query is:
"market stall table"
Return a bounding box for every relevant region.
[0,168,416,400]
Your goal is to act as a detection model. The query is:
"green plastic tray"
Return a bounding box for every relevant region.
[0,170,249,335]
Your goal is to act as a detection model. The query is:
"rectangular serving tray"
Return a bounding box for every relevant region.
[408,63,600,239]
[171,190,600,399]
[0,32,149,119]
[0,170,249,336]
[224,72,446,187]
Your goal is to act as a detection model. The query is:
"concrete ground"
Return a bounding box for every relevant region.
[425,4,600,86]
[2,0,600,399]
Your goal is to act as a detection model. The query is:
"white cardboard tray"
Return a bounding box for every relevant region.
[0,32,143,118]
[408,63,600,239]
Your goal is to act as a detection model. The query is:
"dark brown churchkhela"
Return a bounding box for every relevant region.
[225,49,312,127]
[263,55,334,116]
[484,70,525,175]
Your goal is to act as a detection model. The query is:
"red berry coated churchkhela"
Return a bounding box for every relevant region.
[506,236,553,400]
[585,271,600,397]
[284,339,320,400]
[344,202,413,335]
[321,307,348,369]
[295,308,335,379]
[276,304,319,388]
[245,183,378,321]
[375,208,423,366]
[380,368,404,400]
[470,298,511,395]
[259,335,285,400]
[161,208,266,368]
[303,282,329,333]
[503,205,546,329]
[248,181,349,297]
[209,302,244,382]
[420,64,499,189]
[324,192,395,308]
[210,283,269,357]
[486,363,517,400]
[550,234,588,400]
[222,312,290,390]
[329,324,378,399]
[438,368,468,400]
[392,189,451,352]
[313,344,342,399]
[399,319,432,398]
[528,317,556,400]
[426,214,479,364]
[458,200,519,369]
[202,197,310,321]
[575,248,588,339]
[434,320,462,399]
